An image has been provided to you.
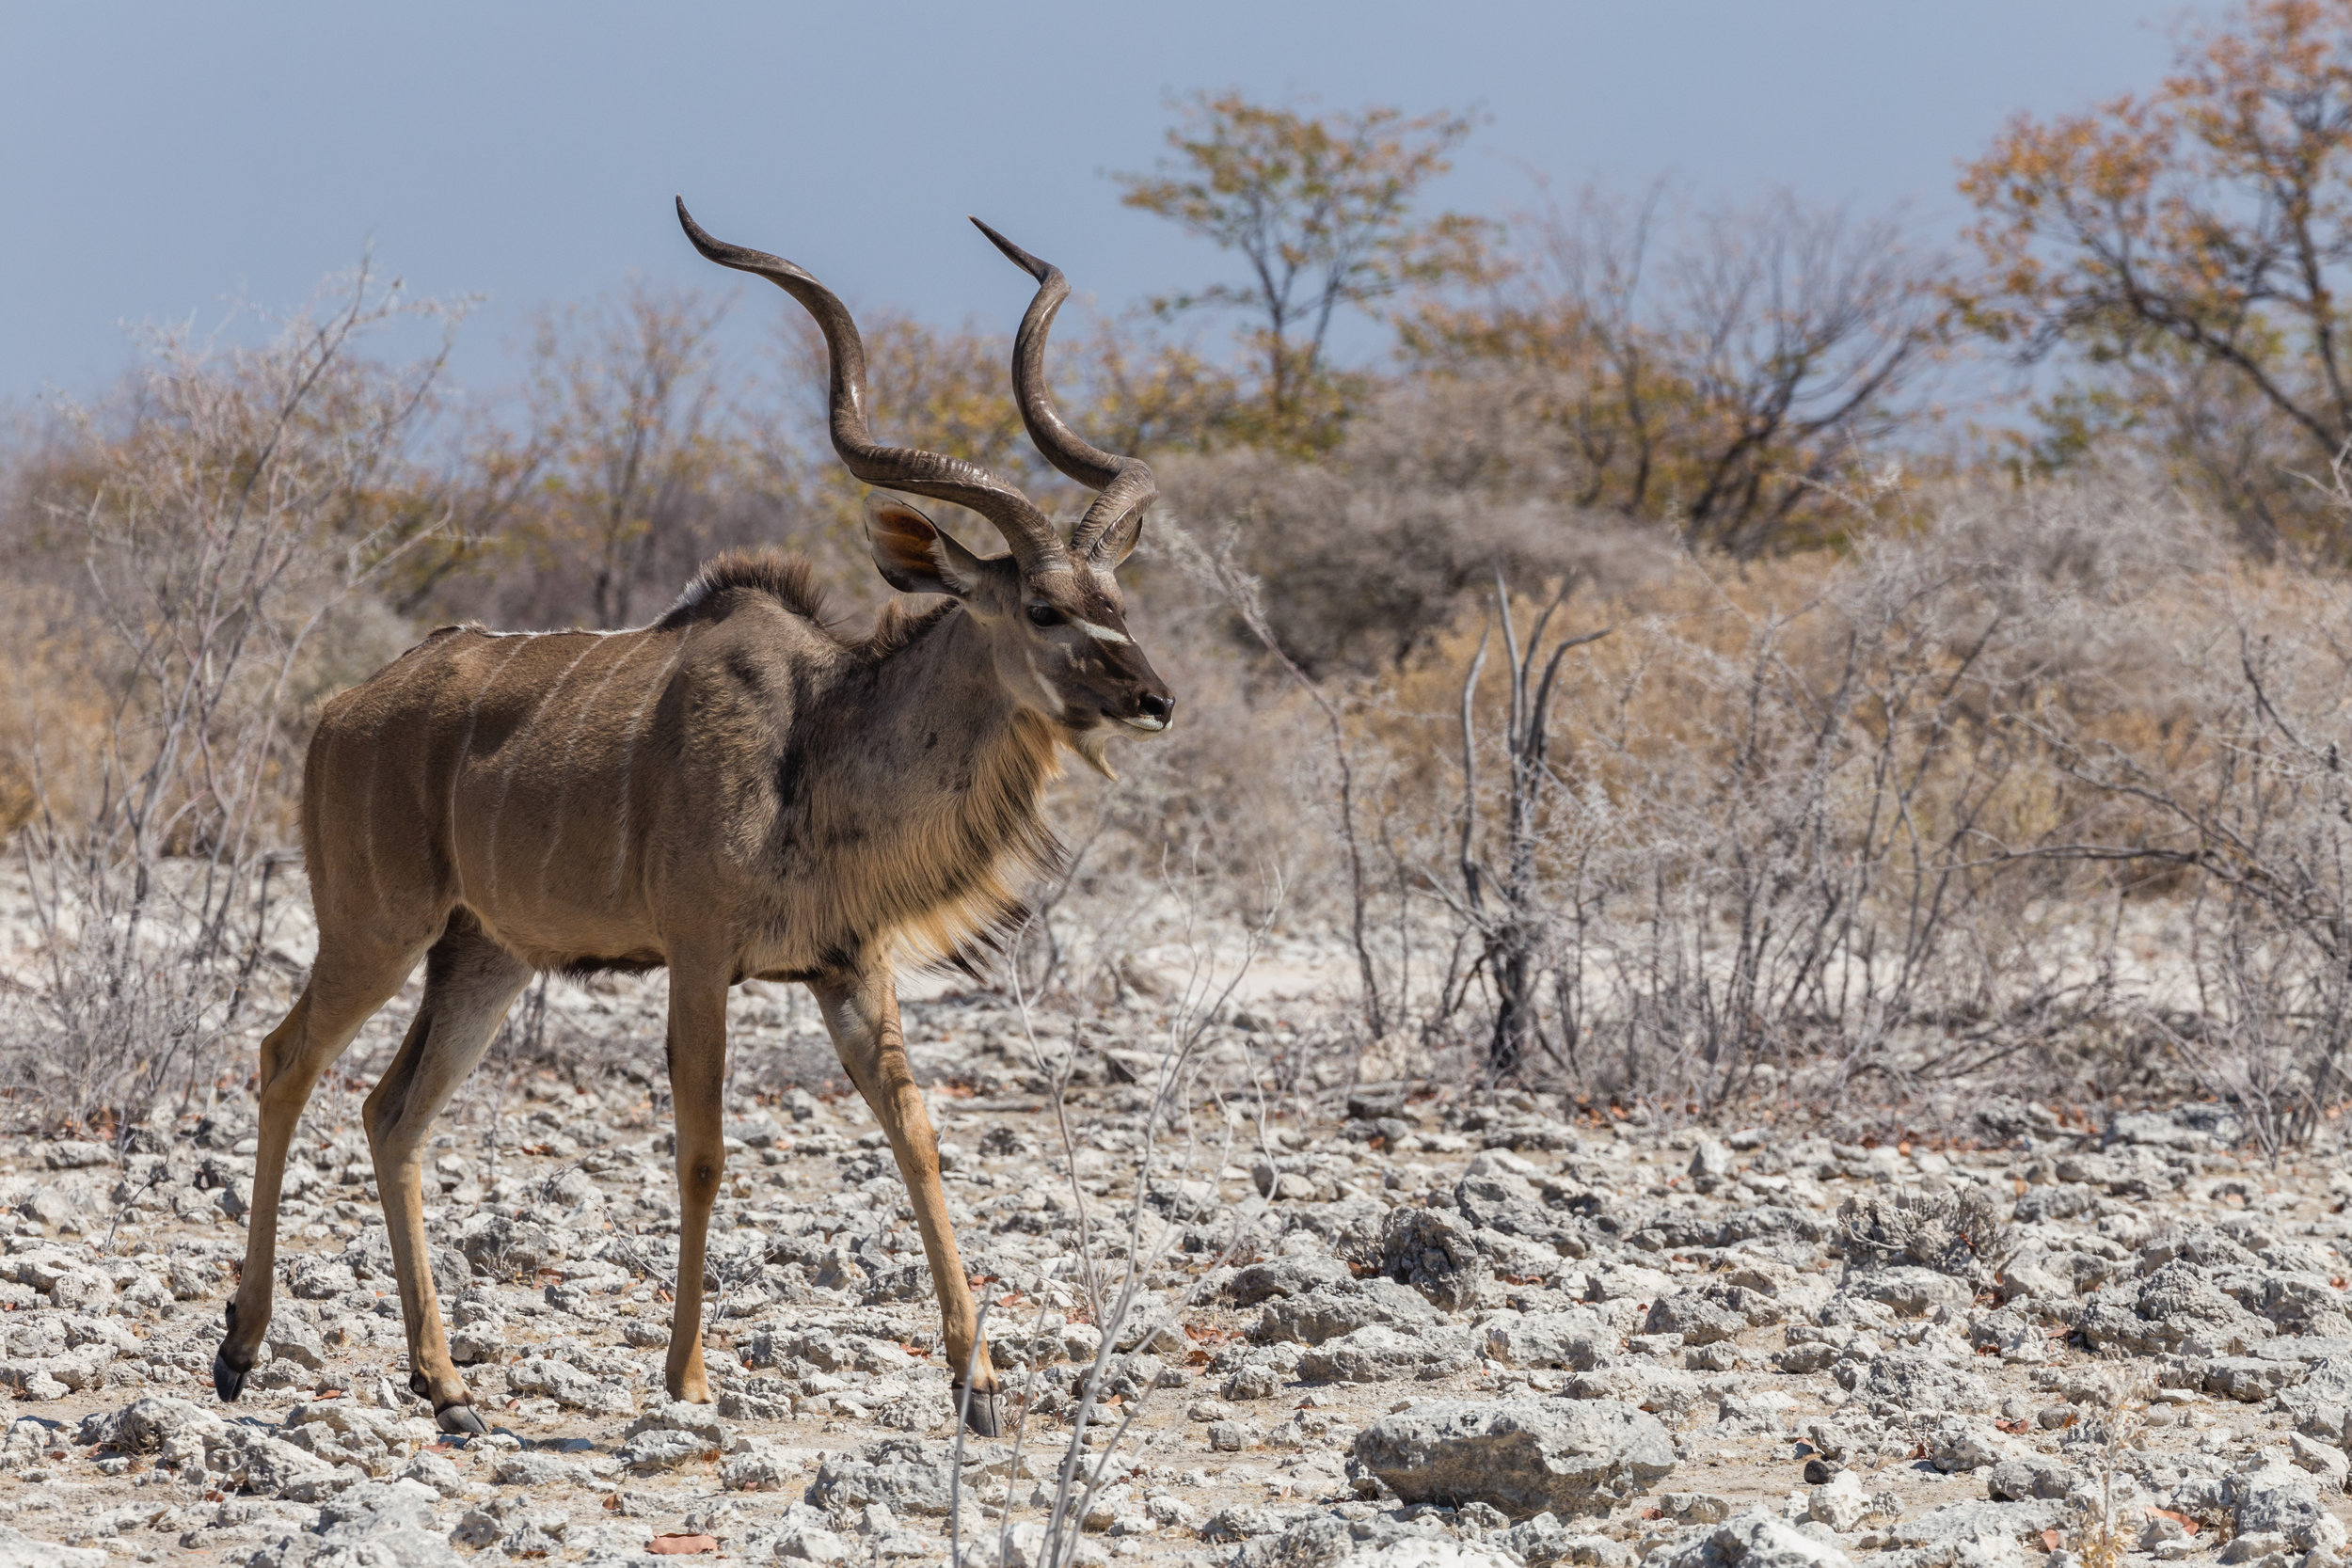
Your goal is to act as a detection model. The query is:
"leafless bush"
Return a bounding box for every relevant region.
[963,873,1278,1568]
[1152,372,1647,677]
[1210,466,2352,1133]
[2025,576,2352,1157]
[1835,1186,2012,1281]
[0,264,454,1132]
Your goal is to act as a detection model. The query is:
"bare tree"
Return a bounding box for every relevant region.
[1443,577,1606,1078]
[529,277,734,628]
[1669,198,1942,555]
[1410,182,1943,555]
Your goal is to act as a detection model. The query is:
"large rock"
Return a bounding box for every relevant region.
[0,1525,106,1568]
[504,1354,636,1416]
[2232,1465,2349,1553]
[1352,1398,1675,1519]
[244,1479,456,1567]
[1255,1278,1442,1345]
[1848,1350,1992,1416]
[201,1424,340,1500]
[76,1394,224,1458]
[1568,1364,1707,1421]
[1887,1499,2071,1556]
[1297,1324,1477,1384]
[1483,1309,1620,1370]
[1650,1507,1852,1568]
[2079,1262,2273,1356]
[807,1436,961,1516]
[2282,1356,2352,1444]
[454,1213,566,1278]
[1226,1257,1357,1306]
[1373,1206,1491,1310]
[1645,1286,1777,1345]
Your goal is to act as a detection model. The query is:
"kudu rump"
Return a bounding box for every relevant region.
[211,200,1175,1436]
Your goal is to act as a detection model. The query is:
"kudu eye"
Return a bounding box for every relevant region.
[1025,604,1064,628]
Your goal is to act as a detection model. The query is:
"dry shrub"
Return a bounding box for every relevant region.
[0,268,455,1132]
[1835,1186,2012,1282]
[1153,370,1650,677]
[1191,462,2352,1137]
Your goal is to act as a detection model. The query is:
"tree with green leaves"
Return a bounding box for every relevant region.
[1114,92,1489,447]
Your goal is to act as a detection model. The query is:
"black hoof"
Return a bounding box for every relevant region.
[959,1387,1002,1438]
[435,1402,488,1435]
[214,1304,249,1402]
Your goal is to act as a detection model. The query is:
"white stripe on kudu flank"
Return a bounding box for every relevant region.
[608,629,697,903]
[1075,619,1131,645]
[447,636,533,901]
[482,636,598,903]
[533,637,652,899]
[356,721,383,907]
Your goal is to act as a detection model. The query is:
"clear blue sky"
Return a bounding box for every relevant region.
[1,2,2217,406]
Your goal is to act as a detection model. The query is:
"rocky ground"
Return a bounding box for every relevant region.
[3,957,2352,1568]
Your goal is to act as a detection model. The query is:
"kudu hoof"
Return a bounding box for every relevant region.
[213,1305,250,1402]
[958,1386,1003,1438]
[436,1402,489,1436]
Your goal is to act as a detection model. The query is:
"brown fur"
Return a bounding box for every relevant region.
[657,548,834,633]
[211,543,1136,1432]
[221,208,1181,1441]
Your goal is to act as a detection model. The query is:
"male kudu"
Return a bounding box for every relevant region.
[212,200,1174,1436]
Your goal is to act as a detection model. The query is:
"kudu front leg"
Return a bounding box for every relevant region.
[662,963,732,1402]
[811,966,999,1435]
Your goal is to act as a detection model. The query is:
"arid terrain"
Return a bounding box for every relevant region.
[2,915,2350,1568]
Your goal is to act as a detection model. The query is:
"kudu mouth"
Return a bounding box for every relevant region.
[1117,689,1175,733]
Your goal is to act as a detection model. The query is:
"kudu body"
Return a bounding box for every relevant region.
[213,202,1174,1436]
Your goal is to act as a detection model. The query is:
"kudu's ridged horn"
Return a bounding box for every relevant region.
[969,216,1159,564]
[675,198,1066,573]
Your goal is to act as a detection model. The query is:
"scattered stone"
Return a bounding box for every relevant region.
[1352,1398,1676,1519]
[1652,1506,1853,1568]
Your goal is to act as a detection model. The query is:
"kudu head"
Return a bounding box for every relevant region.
[675,200,1175,762]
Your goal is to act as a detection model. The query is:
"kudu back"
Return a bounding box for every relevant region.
[212,201,1174,1436]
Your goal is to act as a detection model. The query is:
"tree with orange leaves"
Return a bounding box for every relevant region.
[1115,92,1490,450]
[1959,0,2352,552]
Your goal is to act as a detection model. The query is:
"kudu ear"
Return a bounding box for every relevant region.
[1085,506,1145,577]
[865,494,987,597]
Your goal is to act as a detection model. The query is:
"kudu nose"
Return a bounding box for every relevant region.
[1138,691,1175,726]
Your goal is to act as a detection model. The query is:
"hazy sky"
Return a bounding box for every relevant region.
[2,2,2219,406]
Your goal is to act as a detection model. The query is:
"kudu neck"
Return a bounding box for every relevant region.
[818,601,1059,805]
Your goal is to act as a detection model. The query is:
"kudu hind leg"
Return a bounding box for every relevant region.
[362,916,531,1433]
[811,968,1000,1435]
[216,940,423,1403]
